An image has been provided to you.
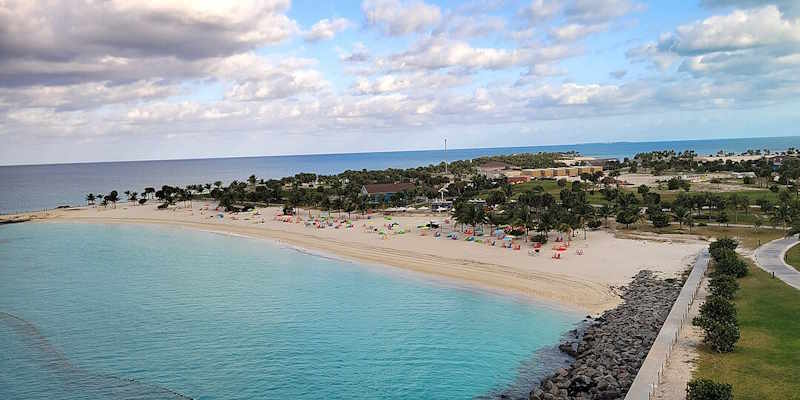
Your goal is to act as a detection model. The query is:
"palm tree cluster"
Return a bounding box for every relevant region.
[452,181,598,243]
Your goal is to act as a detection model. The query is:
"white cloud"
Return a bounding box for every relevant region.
[362,0,442,35]
[550,23,609,42]
[657,6,800,55]
[519,0,562,23]
[353,72,468,94]
[381,37,575,71]
[631,5,800,81]
[0,0,298,87]
[304,18,353,42]
[564,0,644,24]
[435,15,506,38]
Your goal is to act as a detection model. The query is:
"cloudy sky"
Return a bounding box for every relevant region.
[2,0,799,165]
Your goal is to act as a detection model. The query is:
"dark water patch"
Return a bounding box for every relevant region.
[0,311,194,400]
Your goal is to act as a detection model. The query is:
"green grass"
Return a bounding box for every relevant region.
[784,243,800,272]
[619,224,784,250]
[694,262,800,400]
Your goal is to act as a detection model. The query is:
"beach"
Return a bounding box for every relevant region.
[11,202,706,314]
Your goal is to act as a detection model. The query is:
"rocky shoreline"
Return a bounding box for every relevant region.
[529,270,685,400]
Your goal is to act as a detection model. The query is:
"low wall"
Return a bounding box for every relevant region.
[624,249,710,400]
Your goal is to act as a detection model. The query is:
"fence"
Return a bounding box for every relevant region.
[624,249,710,400]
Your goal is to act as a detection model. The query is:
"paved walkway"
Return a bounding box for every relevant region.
[753,236,800,290]
[625,250,710,400]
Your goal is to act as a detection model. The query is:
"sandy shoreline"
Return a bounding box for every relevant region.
[5,203,706,314]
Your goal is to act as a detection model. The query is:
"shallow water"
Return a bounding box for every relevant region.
[0,222,580,399]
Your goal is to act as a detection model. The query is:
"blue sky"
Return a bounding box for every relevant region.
[1,0,799,164]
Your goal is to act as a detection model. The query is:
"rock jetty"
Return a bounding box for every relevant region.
[529,271,684,400]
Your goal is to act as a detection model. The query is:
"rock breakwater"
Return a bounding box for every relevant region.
[529,271,684,400]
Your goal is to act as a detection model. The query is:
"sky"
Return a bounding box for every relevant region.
[1,0,800,165]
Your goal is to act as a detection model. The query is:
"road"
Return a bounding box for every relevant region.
[753,236,800,290]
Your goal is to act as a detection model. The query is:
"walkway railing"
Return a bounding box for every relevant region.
[624,249,710,400]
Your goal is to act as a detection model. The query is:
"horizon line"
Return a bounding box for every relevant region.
[3,134,798,168]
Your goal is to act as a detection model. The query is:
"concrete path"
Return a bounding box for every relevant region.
[753,236,800,291]
[625,250,710,400]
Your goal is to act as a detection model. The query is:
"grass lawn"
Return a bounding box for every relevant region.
[693,262,800,400]
[620,224,784,250]
[783,243,800,271]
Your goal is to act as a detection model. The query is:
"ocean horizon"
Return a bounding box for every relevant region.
[2,136,799,214]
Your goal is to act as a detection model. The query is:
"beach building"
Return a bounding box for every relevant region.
[586,158,619,168]
[477,161,518,178]
[361,183,415,203]
[521,166,603,178]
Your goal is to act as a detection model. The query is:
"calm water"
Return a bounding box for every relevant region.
[0,222,580,400]
[2,136,798,214]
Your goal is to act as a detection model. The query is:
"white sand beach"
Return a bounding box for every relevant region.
[12,202,706,314]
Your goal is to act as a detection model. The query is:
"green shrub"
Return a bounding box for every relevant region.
[694,295,737,328]
[705,319,740,353]
[715,253,749,278]
[686,378,733,400]
[587,219,602,229]
[709,238,738,260]
[532,234,548,244]
[709,274,739,300]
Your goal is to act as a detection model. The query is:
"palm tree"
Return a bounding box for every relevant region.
[753,215,763,232]
[86,193,95,206]
[729,193,740,224]
[597,204,612,227]
[105,191,119,208]
[673,205,689,228]
[487,211,504,235]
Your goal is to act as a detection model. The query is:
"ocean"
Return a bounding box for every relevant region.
[2,136,799,214]
[0,222,580,400]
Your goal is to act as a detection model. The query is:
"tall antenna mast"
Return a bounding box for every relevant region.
[444,138,448,174]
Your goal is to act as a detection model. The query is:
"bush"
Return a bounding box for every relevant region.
[710,238,739,260]
[587,219,602,229]
[705,319,740,353]
[532,233,548,244]
[687,378,733,400]
[157,202,169,209]
[709,274,739,300]
[715,252,749,278]
[650,210,671,228]
[743,176,754,185]
[694,295,737,328]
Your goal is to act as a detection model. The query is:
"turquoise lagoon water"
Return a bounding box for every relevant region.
[0,223,580,399]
